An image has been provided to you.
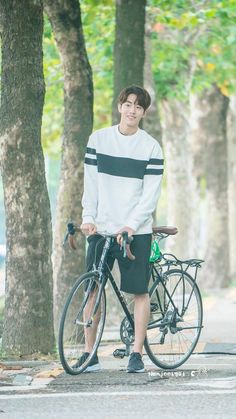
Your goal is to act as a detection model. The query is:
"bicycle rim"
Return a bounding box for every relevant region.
[58,272,106,375]
[145,269,203,369]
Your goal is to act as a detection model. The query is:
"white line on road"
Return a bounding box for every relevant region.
[1,389,236,400]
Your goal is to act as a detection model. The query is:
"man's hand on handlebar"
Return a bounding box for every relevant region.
[64,222,135,260]
[80,223,97,236]
[116,226,135,246]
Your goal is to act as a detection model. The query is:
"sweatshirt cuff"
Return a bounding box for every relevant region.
[125,219,139,232]
[82,216,95,225]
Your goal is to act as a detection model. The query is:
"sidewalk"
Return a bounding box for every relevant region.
[0,287,236,392]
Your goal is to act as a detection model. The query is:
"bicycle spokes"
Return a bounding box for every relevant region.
[58,274,106,374]
[145,269,203,369]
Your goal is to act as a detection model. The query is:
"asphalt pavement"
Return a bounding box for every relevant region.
[0,287,236,418]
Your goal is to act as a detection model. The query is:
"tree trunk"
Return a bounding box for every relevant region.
[143,23,162,144]
[44,0,93,334]
[188,92,208,261]
[143,23,163,226]
[162,99,197,259]
[0,0,54,354]
[227,95,236,281]
[112,0,146,124]
[190,85,229,288]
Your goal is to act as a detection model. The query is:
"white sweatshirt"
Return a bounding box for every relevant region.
[82,125,164,235]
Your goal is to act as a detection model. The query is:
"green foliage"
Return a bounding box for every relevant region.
[192,6,236,95]
[42,3,115,158]
[41,0,236,153]
[81,1,115,129]
[148,0,236,99]
[42,15,63,158]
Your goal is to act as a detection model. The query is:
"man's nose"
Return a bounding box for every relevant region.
[129,105,136,113]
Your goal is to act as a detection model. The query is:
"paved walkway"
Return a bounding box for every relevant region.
[0,287,236,393]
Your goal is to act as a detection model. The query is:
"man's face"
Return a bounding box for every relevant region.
[118,94,146,128]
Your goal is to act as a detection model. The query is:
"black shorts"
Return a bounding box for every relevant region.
[86,234,152,295]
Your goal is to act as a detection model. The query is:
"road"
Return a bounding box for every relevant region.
[1,354,236,419]
[0,287,236,418]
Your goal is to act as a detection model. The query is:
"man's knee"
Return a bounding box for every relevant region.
[134,293,149,301]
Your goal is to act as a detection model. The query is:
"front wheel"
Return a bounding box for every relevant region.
[145,269,203,369]
[58,272,106,375]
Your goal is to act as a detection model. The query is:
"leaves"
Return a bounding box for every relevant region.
[41,0,236,153]
[148,0,236,99]
[35,367,63,378]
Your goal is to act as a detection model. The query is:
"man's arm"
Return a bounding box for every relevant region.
[125,142,164,232]
[81,134,98,234]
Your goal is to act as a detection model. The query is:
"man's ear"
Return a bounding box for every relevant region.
[143,104,151,118]
[118,103,122,113]
[142,110,147,119]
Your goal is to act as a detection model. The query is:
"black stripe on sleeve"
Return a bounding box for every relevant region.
[149,158,164,165]
[86,147,96,155]
[144,168,164,175]
[85,157,97,166]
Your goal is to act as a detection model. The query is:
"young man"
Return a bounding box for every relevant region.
[81,85,164,373]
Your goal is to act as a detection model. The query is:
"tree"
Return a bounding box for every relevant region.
[189,86,229,287]
[112,0,146,123]
[227,96,236,281]
[150,0,235,286]
[143,21,162,143]
[0,0,54,354]
[44,0,93,333]
[150,14,200,258]
[162,99,198,258]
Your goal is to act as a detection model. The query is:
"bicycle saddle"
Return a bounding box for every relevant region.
[152,226,178,235]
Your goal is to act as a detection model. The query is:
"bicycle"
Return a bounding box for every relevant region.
[58,223,204,374]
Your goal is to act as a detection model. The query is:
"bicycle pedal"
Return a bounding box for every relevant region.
[113,348,126,359]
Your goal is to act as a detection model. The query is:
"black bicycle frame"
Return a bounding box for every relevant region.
[86,236,135,331]
[150,264,182,316]
[106,267,135,330]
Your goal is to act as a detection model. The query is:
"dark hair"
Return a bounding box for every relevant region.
[118,85,151,111]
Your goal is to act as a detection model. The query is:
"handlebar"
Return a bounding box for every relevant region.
[63,223,178,262]
[63,223,135,261]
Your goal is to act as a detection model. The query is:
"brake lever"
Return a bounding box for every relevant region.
[62,222,78,249]
[120,232,135,260]
[121,232,129,258]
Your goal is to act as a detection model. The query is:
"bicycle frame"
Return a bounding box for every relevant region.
[60,225,204,373]
[80,235,203,340]
[82,236,135,332]
[150,264,182,317]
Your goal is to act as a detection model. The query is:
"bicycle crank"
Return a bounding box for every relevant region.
[120,316,134,345]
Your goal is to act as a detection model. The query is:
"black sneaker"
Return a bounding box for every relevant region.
[73,352,101,372]
[127,352,145,373]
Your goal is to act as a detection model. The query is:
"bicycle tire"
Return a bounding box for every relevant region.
[58,272,106,375]
[145,269,203,369]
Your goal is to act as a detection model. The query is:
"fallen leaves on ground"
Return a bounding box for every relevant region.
[0,363,23,371]
[35,367,64,378]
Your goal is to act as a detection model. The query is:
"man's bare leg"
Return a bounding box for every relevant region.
[83,290,101,353]
[133,293,150,354]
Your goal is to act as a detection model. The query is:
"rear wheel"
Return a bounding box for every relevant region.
[145,269,203,369]
[58,272,106,375]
